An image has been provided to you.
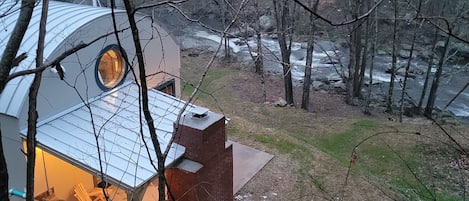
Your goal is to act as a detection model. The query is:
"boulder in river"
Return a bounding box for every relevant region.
[399,49,412,59]
[229,26,256,38]
[259,15,276,32]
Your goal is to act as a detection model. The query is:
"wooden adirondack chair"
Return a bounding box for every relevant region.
[73,183,105,201]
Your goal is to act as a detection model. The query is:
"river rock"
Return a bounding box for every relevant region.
[452,42,469,60]
[267,33,278,40]
[314,75,329,83]
[399,49,412,58]
[401,44,413,50]
[229,26,256,38]
[331,81,346,90]
[420,48,433,60]
[315,40,335,51]
[180,36,220,52]
[433,40,468,61]
[327,74,342,82]
[377,50,388,55]
[319,56,340,64]
[435,40,446,50]
[275,98,288,107]
[396,71,417,79]
[419,35,432,45]
[312,80,325,90]
[397,63,425,75]
[259,15,276,32]
[409,66,424,75]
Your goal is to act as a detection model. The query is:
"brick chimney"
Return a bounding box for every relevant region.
[166,107,233,201]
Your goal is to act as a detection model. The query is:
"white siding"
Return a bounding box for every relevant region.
[0,1,118,117]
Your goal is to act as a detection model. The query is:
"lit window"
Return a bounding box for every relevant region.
[155,79,175,96]
[96,46,126,90]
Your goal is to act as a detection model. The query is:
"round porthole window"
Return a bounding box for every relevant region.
[96,45,127,90]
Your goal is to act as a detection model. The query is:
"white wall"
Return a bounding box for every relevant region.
[135,14,181,97]
[34,148,94,200]
[18,12,181,128]
[0,115,26,193]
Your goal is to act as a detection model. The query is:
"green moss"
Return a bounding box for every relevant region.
[318,119,377,163]
[254,134,296,154]
[181,68,236,103]
[392,179,464,201]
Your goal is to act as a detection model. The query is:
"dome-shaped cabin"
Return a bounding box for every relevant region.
[0,1,190,200]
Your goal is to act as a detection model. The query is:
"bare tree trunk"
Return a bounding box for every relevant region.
[301,0,319,110]
[365,1,378,114]
[221,0,231,60]
[445,81,469,109]
[254,32,263,74]
[26,1,48,200]
[386,0,399,113]
[0,0,35,92]
[357,4,370,97]
[26,70,39,201]
[302,38,313,110]
[346,0,364,103]
[418,28,438,109]
[273,0,294,105]
[122,1,166,200]
[352,0,366,98]
[253,0,266,102]
[0,1,36,195]
[255,30,267,102]
[399,21,419,122]
[253,0,263,74]
[345,51,355,103]
[352,25,363,97]
[424,34,450,117]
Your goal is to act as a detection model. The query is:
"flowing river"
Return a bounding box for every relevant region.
[176,25,469,122]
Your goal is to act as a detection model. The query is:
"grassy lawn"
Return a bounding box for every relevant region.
[180,52,469,200]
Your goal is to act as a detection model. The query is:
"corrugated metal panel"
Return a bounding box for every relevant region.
[21,82,191,190]
[0,1,120,117]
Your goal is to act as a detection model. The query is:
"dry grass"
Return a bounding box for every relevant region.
[180,49,469,201]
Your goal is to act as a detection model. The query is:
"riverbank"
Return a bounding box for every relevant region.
[176,25,469,124]
[150,1,469,122]
[180,50,469,200]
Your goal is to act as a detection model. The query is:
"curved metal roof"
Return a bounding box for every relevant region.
[0,1,121,117]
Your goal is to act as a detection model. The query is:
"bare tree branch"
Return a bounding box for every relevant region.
[6,28,128,82]
[445,81,469,109]
[135,0,188,12]
[341,131,421,201]
[0,1,20,18]
[404,0,469,45]
[293,0,384,26]
[0,0,36,92]
[25,0,48,199]
[383,142,436,200]
[166,3,224,34]
[167,0,249,156]
[12,52,27,67]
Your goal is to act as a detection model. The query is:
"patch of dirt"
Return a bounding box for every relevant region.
[234,143,396,201]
